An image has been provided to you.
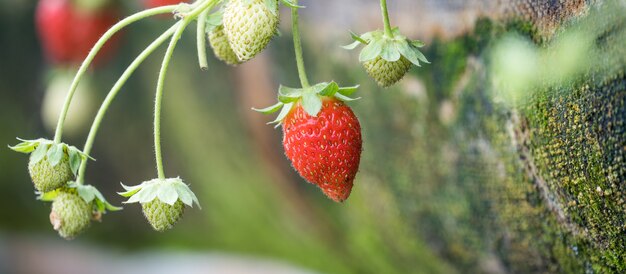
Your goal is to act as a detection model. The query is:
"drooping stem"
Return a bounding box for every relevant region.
[153,0,218,179]
[196,9,210,70]
[76,24,180,184]
[291,3,310,88]
[53,5,180,144]
[380,0,393,37]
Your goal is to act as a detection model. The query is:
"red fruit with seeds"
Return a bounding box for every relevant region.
[36,0,120,66]
[142,0,186,8]
[282,98,362,202]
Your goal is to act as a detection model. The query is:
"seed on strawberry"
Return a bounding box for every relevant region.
[363,56,412,88]
[223,0,279,62]
[50,190,92,239]
[29,154,73,193]
[142,199,185,232]
[282,98,362,202]
[208,25,241,66]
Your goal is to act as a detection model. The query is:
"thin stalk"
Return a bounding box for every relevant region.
[76,24,180,184]
[380,0,393,37]
[196,9,210,70]
[153,0,218,179]
[53,5,180,144]
[291,3,310,88]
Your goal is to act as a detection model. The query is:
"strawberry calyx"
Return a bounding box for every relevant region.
[343,27,429,66]
[10,138,92,177]
[253,81,359,125]
[119,177,201,208]
[239,0,303,14]
[39,182,122,218]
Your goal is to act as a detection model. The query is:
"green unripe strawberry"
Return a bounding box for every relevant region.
[49,191,91,240]
[363,56,412,88]
[208,25,240,66]
[142,199,184,232]
[223,0,278,62]
[29,154,73,193]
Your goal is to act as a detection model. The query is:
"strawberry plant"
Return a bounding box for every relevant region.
[10,0,428,238]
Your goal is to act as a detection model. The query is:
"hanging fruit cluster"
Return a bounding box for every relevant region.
[11,0,428,239]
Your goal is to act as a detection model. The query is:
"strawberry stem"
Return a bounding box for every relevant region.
[196,9,210,71]
[76,24,180,185]
[380,0,393,38]
[291,2,310,88]
[53,5,180,145]
[154,0,219,180]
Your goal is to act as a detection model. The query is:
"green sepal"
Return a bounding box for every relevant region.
[359,38,384,62]
[345,28,429,65]
[39,183,122,213]
[269,102,294,126]
[31,142,50,165]
[8,138,44,153]
[252,102,284,114]
[68,182,123,213]
[301,92,322,117]
[204,10,223,33]
[280,0,304,8]
[119,178,200,208]
[256,81,360,125]
[47,143,64,167]
[10,138,92,173]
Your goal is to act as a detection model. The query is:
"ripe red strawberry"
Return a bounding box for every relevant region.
[282,98,362,202]
[142,0,187,9]
[36,0,120,66]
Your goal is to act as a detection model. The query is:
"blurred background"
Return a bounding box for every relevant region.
[0,0,625,273]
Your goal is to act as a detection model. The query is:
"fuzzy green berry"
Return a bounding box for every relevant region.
[209,25,240,66]
[49,191,91,240]
[142,199,184,232]
[29,154,73,193]
[363,56,412,88]
[223,0,278,62]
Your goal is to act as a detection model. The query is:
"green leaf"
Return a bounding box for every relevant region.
[252,102,284,114]
[68,147,81,176]
[301,92,322,117]
[280,0,305,8]
[380,40,401,62]
[359,38,384,62]
[396,39,421,66]
[334,93,360,102]
[31,143,49,164]
[319,82,339,97]
[270,103,294,125]
[47,143,64,167]
[337,85,360,96]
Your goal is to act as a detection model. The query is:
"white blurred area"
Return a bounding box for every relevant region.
[0,234,318,274]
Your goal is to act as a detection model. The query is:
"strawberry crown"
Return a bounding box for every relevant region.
[238,0,303,15]
[343,27,429,66]
[119,177,201,208]
[253,81,359,126]
[39,182,122,214]
[10,138,92,177]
